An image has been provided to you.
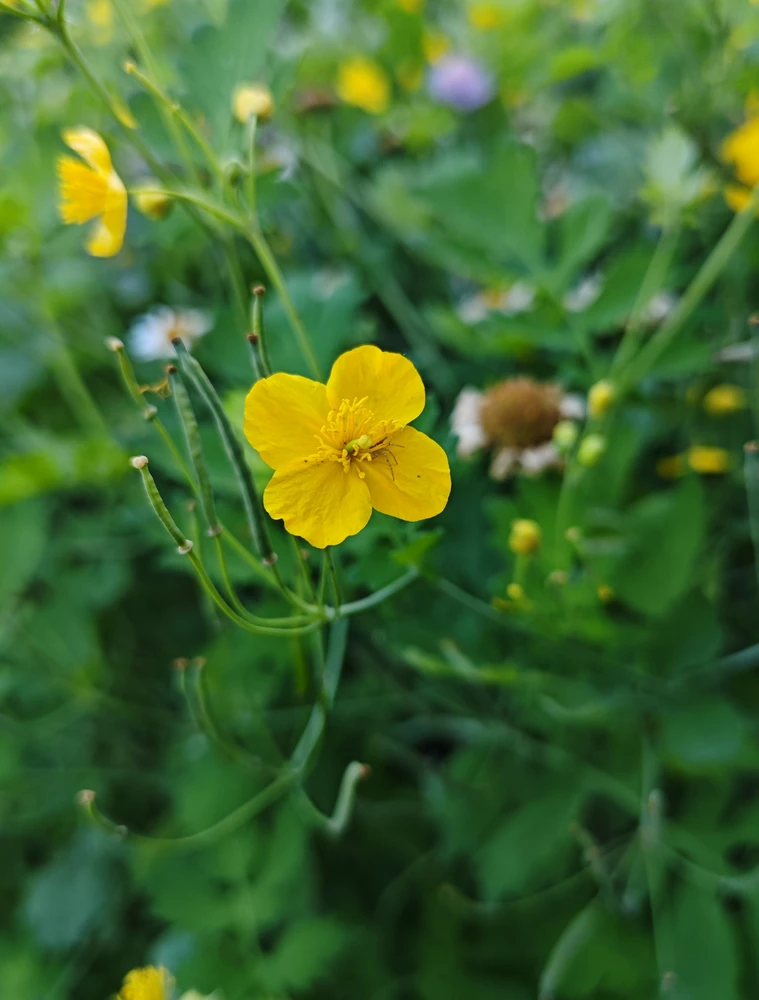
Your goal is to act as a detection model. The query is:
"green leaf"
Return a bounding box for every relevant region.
[553,195,613,290]
[615,478,705,616]
[0,499,47,608]
[662,698,748,767]
[257,917,350,993]
[667,882,740,1000]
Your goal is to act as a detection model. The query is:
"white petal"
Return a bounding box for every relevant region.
[714,342,758,363]
[563,273,603,313]
[500,281,535,315]
[457,294,489,325]
[560,393,586,420]
[176,309,213,340]
[450,388,488,457]
[519,443,562,475]
[489,447,518,481]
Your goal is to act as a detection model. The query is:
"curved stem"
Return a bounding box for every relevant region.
[340,568,419,615]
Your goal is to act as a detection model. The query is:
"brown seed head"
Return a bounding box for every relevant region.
[480,378,563,449]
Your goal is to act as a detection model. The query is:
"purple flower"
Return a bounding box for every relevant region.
[427,55,494,113]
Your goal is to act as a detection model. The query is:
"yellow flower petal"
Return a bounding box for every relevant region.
[244,373,330,470]
[264,459,372,548]
[62,126,113,174]
[326,345,425,426]
[362,426,450,521]
[725,184,753,213]
[119,966,172,1000]
[57,156,108,224]
[85,172,127,257]
[336,57,390,115]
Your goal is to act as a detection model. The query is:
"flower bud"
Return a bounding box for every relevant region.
[506,582,525,601]
[553,419,579,452]
[702,383,746,416]
[509,518,541,555]
[577,433,606,467]
[134,186,174,220]
[588,380,615,419]
[232,82,275,123]
[597,584,614,603]
[687,445,732,475]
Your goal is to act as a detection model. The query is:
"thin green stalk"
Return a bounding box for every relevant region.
[169,367,220,535]
[295,760,368,838]
[247,114,258,214]
[47,323,110,437]
[612,227,679,376]
[340,568,418,615]
[538,904,598,1000]
[622,182,759,391]
[325,548,342,613]
[251,285,273,376]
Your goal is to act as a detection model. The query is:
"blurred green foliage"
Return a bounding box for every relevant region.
[3,0,759,998]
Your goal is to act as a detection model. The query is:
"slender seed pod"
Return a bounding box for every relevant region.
[130,455,193,553]
[168,366,221,536]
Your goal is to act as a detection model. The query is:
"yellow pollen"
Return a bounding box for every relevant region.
[312,397,402,476]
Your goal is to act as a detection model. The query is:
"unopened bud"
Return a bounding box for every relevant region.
[130,455,149,469]
[553,419,578,452]
[134,186,174,221]
[247,332,260,344]
[106,336,124,352]
[232,82,275,123]
[506,582,525,601]
[253,285,266,297]
[124,59,137,75]
[587,380,615,419]
[597,584,614,603]
[577,433,606,467]
[508,518,542,555]
[702,383,746,416]
[173,657,189,671]
[77,789,96,806]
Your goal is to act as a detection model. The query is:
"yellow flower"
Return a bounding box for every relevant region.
[687,446,732,475]
[587,379,615,419]
[336,57,390,115]
[232,82,275,123]
[57,127,127,257]
[703,383,746,416]
[396,0,424,11]
[244,345,451,548]
[468,2,505,30]
[422,32,451,65]
[86,0,113,44]
[508,519,541,555]
[119,966,173,1000]
[721,115,759,211]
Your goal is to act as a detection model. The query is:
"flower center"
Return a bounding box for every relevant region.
[313,397,402,477]
[480,377,562,449]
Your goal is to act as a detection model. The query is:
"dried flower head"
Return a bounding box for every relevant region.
[128,307,213,362]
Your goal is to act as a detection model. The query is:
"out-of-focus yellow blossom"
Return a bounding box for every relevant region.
[506,583,525,601]
[422,32,451,65]
[396,0,424,12]
[508,519,542,555]
[577,434,606,467]
[656,455,687,479]
[687,446,732,475]
[57,127,127,257]
[119,966,173,1000]
[336,58,390,115]
[86,0,113,44]
[597,584,614,603]
[244,345,450,548]
[721,114,759,212]
[232,82,275,123]
[134,186,173,220]
[396,60,424,92]
[703,383,746,416]
[553,419,579,452]
[468,2,506,30]
[587,380,615,419]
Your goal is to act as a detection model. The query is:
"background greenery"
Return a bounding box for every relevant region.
[3,0,759,997]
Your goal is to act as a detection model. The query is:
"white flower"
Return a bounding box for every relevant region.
[714,341,759,363]
[450,378,585,480]
[641,290,677,326]
[128,307,213,362]
[457,282,536,324]
[563,273,603,313]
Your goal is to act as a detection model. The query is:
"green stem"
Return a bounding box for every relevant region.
[340,568,418,615]
[325,548,342,613]
[295,760,368,838]
[169,368,220,535]
[48,323,110,437]
[247,114,258,215]
[290,618,349,774]
[622,182,759,391]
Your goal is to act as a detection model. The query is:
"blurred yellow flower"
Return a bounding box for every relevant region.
[86,0,113,44]
[232,82,274,122]
[468,2,506,30]
[721,115,759,211]
[395,0,424,11]
[422,32,451,65]
[577,433,606,467]
[336,58,390,114]
[119,966,173,1000]
[506,582,525,601]
[587,379,615,419]
[57,127,127,258]
[508,518,541,555]
[688,446,732,475]
[703,383,746,415]
[244,345,451,548]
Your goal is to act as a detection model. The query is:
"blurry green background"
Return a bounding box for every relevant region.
[3,0,759,997]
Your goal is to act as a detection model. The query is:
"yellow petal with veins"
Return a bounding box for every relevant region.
[85,172,127,256]
[244,372,330,469]
[62,126,113,174]
[264,458,372,548]
[363,425,450,521]
[326,344,425,426]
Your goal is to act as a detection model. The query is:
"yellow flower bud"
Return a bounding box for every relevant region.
[687,446,732,475]
[702,383,746,416]
[587,380,615,419]
[134,186,173,220]
[656,454,687,479]
[506,582,525,601]
[553,419,579,452]
[509,518,542,555]
[597,584,614,603]
[468,2,506,30]
[577,433,606,467]
[232,82,275,123]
